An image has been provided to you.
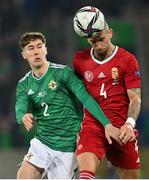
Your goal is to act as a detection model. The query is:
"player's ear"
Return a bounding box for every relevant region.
[21,51,27,59]
[45,47,48,55]
[109,28,113,39]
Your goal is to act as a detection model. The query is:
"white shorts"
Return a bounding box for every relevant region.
[23,138,77,179]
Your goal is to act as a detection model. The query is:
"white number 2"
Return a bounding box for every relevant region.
[100,83,107,99]
[41,102,49,116]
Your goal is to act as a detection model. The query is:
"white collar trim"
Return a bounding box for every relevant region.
[90,46,118,65]
[32,62,50,80]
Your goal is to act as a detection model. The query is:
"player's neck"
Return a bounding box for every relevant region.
[32,61,49,78]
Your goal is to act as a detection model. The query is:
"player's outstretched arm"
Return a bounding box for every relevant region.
[75,87,122,145]
[64,67,122,145]
[79,92,123,146]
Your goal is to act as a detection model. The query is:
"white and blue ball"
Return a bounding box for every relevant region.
[73,6,105,37]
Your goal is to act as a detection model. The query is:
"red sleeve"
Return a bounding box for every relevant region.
[124,54,141,89]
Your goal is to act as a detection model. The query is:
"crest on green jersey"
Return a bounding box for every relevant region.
[48,80,58,90]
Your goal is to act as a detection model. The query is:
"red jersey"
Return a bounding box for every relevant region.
[73,46,141,127]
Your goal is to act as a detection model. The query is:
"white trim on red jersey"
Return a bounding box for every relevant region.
[90,45,118,65]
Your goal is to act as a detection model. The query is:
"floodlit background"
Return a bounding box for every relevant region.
[0,0,149,178]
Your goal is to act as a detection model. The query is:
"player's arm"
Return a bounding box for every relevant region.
[76,86,122,145]
[120,88,141,144]
[63,66,110,126]
[15,81,33,131]
[63,67,122,145]
[127,88,141,122]
[119,53,141,144]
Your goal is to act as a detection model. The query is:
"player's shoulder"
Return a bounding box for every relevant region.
[18,70,32,83]
[73,48,91,61]
[118,47,139,70]
[50,62,72,72]
[50,62,67,69]
[118,47,137,60]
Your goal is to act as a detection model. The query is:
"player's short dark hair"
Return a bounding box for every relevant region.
[19,32,46,50]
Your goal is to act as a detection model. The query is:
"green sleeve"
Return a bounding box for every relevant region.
[63,67,110,126]
[76,87,110,126]
[15,81,28,124]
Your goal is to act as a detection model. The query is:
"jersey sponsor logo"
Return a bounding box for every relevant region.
[84,71,94,82]
[111,67,119,85]
[98,72,106,78]
[37,91,47,97]
[28,89,35,96]
[48,80,58,90]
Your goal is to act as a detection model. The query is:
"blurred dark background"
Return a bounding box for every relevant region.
[0,0,149,178]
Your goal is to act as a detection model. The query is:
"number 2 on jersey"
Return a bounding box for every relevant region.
[41,102,49,116]
[100,83,107,99]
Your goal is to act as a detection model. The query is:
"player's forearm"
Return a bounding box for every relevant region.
[126,88,141,128]
[16,112,25,124]
[127,96,141,121]
[16,86,29,124]
[75,87,110,126]
[84,96,110,126]
[127,88,141,122]
[15,104,28,124]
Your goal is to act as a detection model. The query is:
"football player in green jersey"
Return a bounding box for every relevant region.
[15,32,122,179]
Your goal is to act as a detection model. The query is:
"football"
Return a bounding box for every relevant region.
[73,6,105,38]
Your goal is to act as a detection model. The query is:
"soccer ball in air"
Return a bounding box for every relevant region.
[73,6,105,38]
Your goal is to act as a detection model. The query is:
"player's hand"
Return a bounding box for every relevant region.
[105,124,123,146]
[22,113,34,131]
[119,123,135,144]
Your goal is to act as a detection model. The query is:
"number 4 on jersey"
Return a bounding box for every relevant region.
[100,83,107,99]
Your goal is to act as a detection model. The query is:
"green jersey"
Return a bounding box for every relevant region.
[16,62,110,152]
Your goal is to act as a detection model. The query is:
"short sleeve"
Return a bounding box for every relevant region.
[124,55,141,89]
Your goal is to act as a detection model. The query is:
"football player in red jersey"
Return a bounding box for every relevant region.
[73,7,141,179]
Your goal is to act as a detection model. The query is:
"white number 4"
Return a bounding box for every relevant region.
[100,83,107,99]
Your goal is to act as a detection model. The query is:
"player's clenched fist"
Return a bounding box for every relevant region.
[22,113,34,131]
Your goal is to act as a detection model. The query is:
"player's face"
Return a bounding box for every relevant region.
[22,39,47,68]
[87,29,113,58]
